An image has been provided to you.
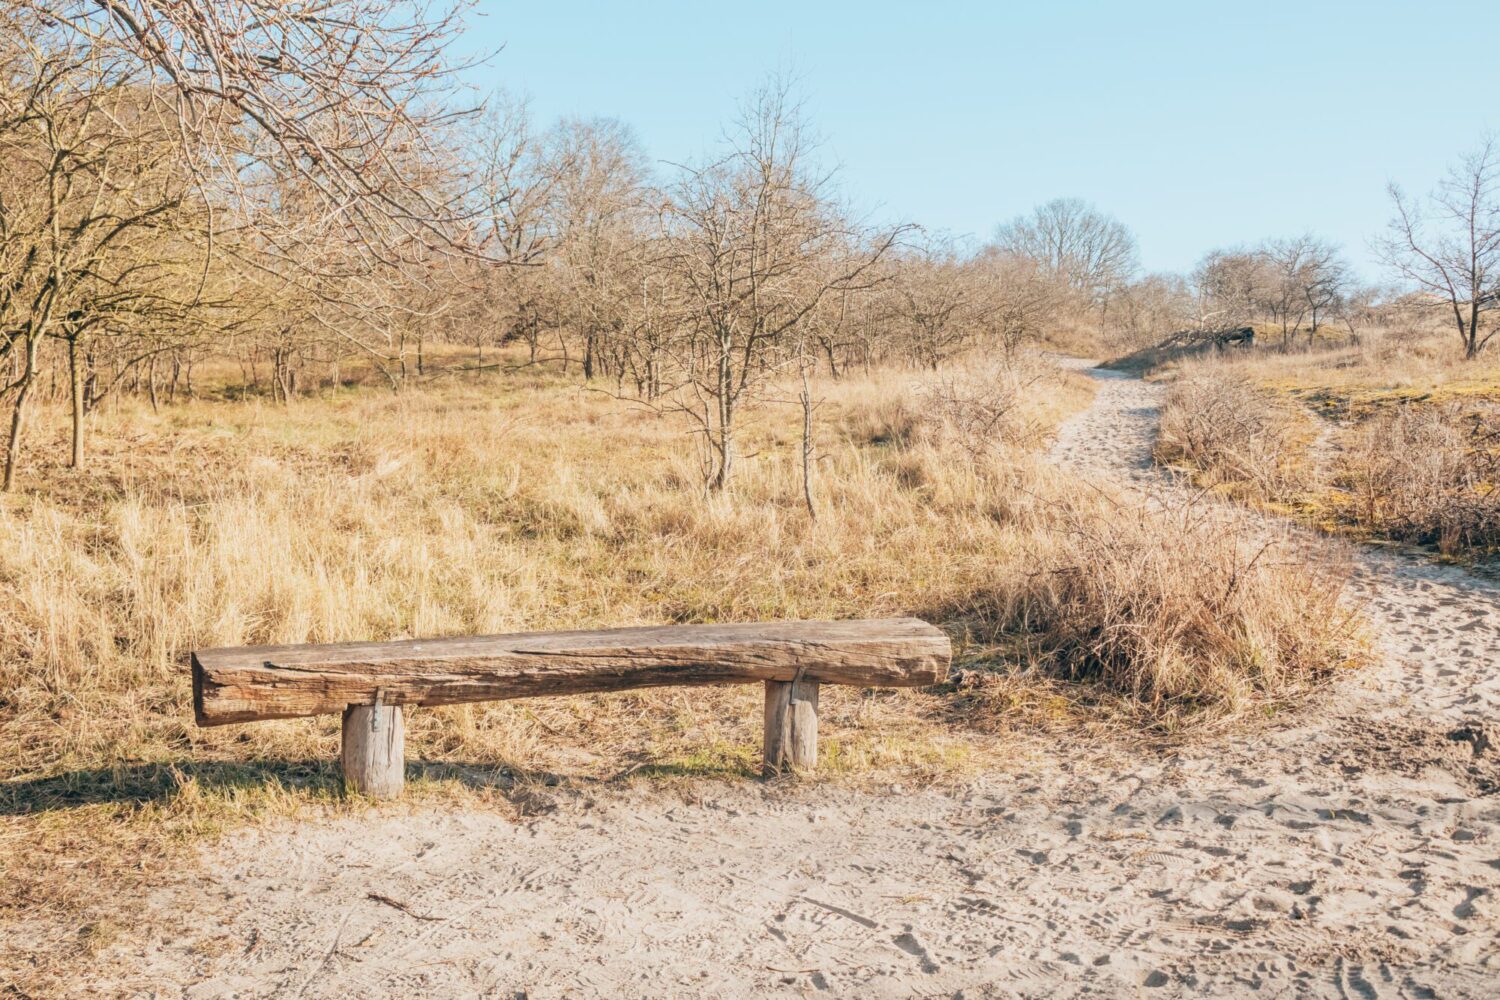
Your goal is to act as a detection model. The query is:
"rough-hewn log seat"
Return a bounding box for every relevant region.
[191,618,951,796]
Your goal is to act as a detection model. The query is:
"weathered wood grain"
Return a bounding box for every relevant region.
[192,618,951,726]
[342,702,404,798]
[763,679,818,776]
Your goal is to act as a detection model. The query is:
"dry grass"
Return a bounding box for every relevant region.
[1187,329,1500,418]
[1337,404,1500,555]
[1148,330,1500,558]
[1018,491,1358,725]
[917,354,1061,457]
[1155,365,1315,503]
[0,348,1363,991]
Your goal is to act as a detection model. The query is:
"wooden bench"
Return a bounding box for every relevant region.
[191,618,951,798]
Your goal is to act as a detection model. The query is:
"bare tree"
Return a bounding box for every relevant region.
[1298,239,1349,339]
[18,0,484,258]
[1192,248,1269,334]
[803,281,858,379]
[1257,237,1313,348]
[1378,137,1500,359]
[1335,283,1391,342]
[657,77,903,491]
[993,197,1138,308]
[222,163,462,398]
[1250,235,1348,348]
[879,236,1059,371]
[1111,273,1195,350]
[889,237,982,370]
[548,117,652,381]
[0,37,218,487]
[462,95,562,369]
[979,249,1058,357]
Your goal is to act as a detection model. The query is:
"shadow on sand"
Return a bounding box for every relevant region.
[1,752,770,817]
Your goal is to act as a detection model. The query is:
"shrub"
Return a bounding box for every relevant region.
[1155,368,1312,501]
[914,354,1059,457]
[1338,404,1500,555]
[1016,487,1359,723]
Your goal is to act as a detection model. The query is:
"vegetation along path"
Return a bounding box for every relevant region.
[100,364,1500,999]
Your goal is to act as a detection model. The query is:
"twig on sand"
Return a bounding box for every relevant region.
[366,892,445,921]
[801,896,879,929]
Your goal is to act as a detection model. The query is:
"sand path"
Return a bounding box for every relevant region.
[104,364,1500,998]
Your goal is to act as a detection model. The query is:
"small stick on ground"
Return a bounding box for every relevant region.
[366,893,444,921]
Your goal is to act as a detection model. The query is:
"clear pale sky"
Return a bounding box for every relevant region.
[461,1,1497,279]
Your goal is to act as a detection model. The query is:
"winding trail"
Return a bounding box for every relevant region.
[104,364,1500,999]
[1054,358,1500,723]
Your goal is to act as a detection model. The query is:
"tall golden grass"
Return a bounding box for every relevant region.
[0,350,1362,990]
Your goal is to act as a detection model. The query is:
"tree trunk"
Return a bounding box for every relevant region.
[3,336,39,492]
[147,354,160,414]
[711,341,734,491]
[272,348,295,404]
[82,350,98,416]
[68,336,84,468]
[800,364,816,520]
[3,383,31,492]
[711,424,733,492]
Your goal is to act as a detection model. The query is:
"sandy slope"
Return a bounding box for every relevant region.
[102,364,1500,998]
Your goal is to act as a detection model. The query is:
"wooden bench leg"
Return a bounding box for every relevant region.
[342,701,405,798]
[763,679,818,777]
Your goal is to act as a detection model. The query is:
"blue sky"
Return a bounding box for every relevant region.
[461,1,1497,280]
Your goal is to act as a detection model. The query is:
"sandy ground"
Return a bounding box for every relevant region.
[99,364,1499,998]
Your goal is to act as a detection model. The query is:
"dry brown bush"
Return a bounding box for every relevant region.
[1015,490,1358,724]
[1155,366,1313,501]
[916,355,1053,458]
[837,352,1079,459]
[1338,404,1500,555]
[1146,332,1500,558]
